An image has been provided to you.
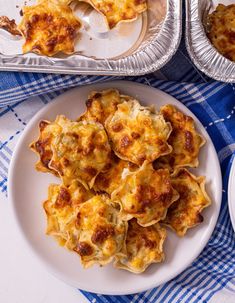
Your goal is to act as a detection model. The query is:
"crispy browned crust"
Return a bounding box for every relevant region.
[163,168,211,237]
[114,219,166,273]
[43,180,93,246]
[0,16,21,36]
[154,104,205,171]
[93,152,138,195]
[18,0,81,56]
[30,120,59,176]
[79,0,147,29]
[73,195,127,268]
[79,89,123,126]
[112,162,179,226]
[48,116,112,189]
[105,99,172,166]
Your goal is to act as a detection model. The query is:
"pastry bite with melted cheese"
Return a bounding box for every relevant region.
[80,89,123,126]
[31,115,111,188]
[30,119,61,175]
[18,0,81,56]
[94,153,138,195]
[73,195,127,267]
[48,115,111,189]
[43,180,93,247]
[163,168,211,237]
[207,4,235,62]
[105,99,172,166]
[112,162,179,227]
[114,219,166,273]
[154,104,205,171]
[44,189,126,267]
[79,0,147,29]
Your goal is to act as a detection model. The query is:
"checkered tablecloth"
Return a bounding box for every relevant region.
[0,38,235,303]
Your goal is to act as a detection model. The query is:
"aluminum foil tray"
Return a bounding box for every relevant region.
[186,0,235,83]
[0,0,182,75]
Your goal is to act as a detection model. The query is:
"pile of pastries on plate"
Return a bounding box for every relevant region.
[14,0,147,56]
[30,89,211,274]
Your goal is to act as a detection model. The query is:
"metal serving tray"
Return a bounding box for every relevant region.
[0,0,182,75]
[186,0,235,83]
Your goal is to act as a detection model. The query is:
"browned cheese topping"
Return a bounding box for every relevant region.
[114,219,166,273]
[154,104,205,171]
[208,4,235,61]
[18,0,81,56]
[163,168,211,237]
[0,16,21,35]
[112,162,179,226]
[79,0,147,29]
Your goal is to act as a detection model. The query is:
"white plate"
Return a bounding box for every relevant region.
[8,81,222,295]
[228,156,235,232]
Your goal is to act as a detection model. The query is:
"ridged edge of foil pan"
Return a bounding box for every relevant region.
[0,0,182,76]
[185,0,235,83]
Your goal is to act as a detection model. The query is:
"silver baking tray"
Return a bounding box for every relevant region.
[0,0,182,75]
[186,0,235,83]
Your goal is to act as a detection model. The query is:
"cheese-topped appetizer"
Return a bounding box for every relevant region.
[114,219,166,273]
[105,99,172,166]
[18,0,81,56]
[163,168,211,236]
[79,0,147,29]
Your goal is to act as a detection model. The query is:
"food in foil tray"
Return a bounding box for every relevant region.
[207,3,235,62]
[79,0,147,29]
[0,0,148,56]
[30,88,211,274]
[18,0,81,56]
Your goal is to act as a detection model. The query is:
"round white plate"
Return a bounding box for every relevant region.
[8,81,222,295]
[228,156,235,232]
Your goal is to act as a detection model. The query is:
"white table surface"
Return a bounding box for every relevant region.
[0,197,88,303]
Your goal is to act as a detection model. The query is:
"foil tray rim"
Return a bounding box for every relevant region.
[185,0,235,83]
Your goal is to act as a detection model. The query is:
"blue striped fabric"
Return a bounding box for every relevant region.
[0,39,211,107]
[0,74,234,302]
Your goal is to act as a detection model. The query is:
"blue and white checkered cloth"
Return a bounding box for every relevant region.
[0,40,235,303]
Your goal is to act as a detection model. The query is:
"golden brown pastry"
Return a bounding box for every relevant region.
[43,180,93,246]
[79,0,147,29]
[49,115,111,188]
[163,168,211,236]
[79,89,123,126]
[30,119,60,175]
[73,195,127,267]
[112,162,179,226]
[18,0,81,56]
[105,99,172,166]
[94,153,138,195]
[208,4,235,61]
[114,219,166,273]
[154,104,205,171]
